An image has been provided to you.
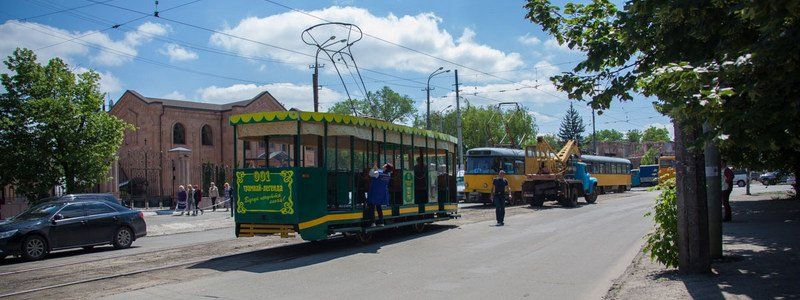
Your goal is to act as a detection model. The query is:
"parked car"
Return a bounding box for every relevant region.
[733,170,748,187]
[759,171,789,186]
[0,199,146,262]
[45,193,122,205]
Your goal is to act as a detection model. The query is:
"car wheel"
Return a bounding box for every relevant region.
[113,227,134,249]
[21,235,48,261]
[737,180,746,187]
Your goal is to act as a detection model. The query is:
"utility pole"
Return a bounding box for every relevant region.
[703,122,722,259]
[455,69,463,170]
[592,109,597,155]
[311,63,324,112]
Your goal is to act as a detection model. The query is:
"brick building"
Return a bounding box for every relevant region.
[105,90,293,200]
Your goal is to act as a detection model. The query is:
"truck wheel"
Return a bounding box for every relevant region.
[560,188,578,207]
[530,195,545,207]
[584,186,598,204]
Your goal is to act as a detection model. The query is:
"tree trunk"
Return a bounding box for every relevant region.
[674,119,711,273]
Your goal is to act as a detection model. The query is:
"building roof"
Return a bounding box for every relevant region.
[581,155,632,164]
[466,147,525,158]
[122,90,287,112]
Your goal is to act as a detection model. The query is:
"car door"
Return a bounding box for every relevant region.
[50,203,87,249]
[83,201,120,244]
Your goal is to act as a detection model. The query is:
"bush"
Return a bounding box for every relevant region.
[643,177,679,268]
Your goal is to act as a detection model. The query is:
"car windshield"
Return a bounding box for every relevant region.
[466,156,499,174]
[14,202,63,220]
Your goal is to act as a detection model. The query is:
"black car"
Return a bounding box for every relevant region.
[44,193,122,205]
[0,199,147,262]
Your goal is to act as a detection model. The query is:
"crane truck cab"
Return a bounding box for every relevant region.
[521,138,598,207]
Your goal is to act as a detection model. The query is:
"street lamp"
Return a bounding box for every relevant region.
[437,104,453,132]
[425,67,451,129]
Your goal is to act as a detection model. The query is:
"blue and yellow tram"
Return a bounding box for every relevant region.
[229,111,459,241]
[580,155,632,193]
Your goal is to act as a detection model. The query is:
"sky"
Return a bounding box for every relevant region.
[0,0,673,137]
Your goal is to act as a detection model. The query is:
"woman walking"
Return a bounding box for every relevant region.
[209,182,219,212]
[176,185,188,216]
[223,182,232,212]
[193,184,204,216]
[186,185,195,216]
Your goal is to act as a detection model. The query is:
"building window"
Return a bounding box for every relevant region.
[201,125,213,146]
[173,123,186,144]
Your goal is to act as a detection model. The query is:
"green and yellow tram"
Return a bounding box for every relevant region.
[229,111,459,241]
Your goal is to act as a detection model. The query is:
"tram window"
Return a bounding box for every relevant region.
[515,160,525,174]
[502,159,515,174]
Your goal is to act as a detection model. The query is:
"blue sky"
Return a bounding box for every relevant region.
[0,0,672,137]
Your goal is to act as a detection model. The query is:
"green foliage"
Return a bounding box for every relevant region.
[626,129,642,143]
[641,148,659,165]
[327,86,416,123]
[642,126,671,142]
[523,0,800,183]
[413,102,537,150]
[0,48,131,202]
[540,134,563,150]
[643,178,679,268]
[557,102,586,144]
[593,129,624,142]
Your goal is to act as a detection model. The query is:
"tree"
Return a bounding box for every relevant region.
[626,129,642,143]
[642,126,671,142]
[540,134,563,150]
[596,129,624,142]
[641,148,659,165]
[0,48,131,202]
[557,102,586,144]
[328,86,416,123]
[415,103,538,150]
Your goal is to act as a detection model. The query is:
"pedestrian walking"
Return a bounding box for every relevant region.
[209,182,219,212]
[176,185,188,216]
[223,182,232,212]
[722,164,734,222]
[492,170,510,226]
[366,163,392,226]
[193,184,204,216]
[186,184,195,216]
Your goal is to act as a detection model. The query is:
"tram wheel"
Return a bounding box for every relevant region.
[411,223,426,233]
[356,232,374,243]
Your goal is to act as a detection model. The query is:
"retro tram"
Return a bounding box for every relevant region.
[229,111,459,242]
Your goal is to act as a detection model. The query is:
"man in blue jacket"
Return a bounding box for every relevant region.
[367,162,393,226]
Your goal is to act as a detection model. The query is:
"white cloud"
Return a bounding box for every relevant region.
[530,111,558,123]
[159,43,198,61]
[75,67,122,95]
[209,7,524,75]
[517,34,541,46]
[0,20,168,68]
[161,90,187,100]
[195,83,345,111]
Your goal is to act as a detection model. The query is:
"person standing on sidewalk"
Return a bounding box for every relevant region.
[722,164,734,222]
[193,184,204,216]
[491,170,509,226]
[223,182,232,212]
[186,185,195,216]
[209,182,219,212]
[176,185,188,216]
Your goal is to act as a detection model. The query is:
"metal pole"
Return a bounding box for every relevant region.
[592,109,597,155]
[312,64,319,112]
[426,82,431,130]
[455,69,463,170]
[703,122,722,259]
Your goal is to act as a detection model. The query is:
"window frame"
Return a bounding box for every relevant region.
[173,123,186,145]
[201,124,213,146]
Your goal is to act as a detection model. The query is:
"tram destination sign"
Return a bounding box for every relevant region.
[235,169,295,215]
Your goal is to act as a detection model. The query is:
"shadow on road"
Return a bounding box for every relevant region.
[649,197,799,299]
[1,245,141,266]
[187,224,458,274]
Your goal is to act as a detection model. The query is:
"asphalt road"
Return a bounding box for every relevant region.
[102,190,659,300]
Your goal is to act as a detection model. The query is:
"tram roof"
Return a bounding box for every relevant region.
[580,155,632,164]
[466,147,525,157]
[230,111,457,143]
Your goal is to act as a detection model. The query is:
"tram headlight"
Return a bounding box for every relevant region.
[483,183,488,188]
[464,182,469,188]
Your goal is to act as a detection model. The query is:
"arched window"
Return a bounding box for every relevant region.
[173,123,186,144]
[201,125,213,146]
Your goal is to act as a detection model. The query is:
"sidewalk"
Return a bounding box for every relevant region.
[606,188,799,299]
[142,209,234,237]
